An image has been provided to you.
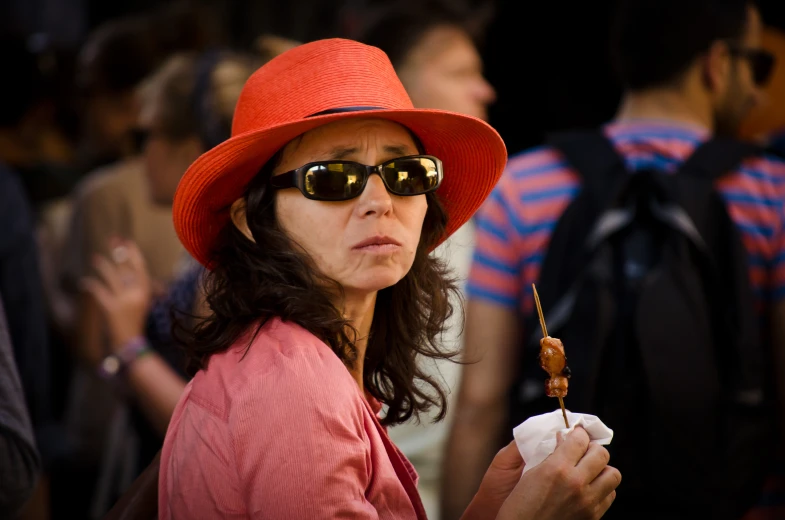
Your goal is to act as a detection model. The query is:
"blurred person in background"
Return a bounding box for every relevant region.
[357,1,495,121]
[0,35,58,420]
[443,1,785,519]
[739,25,785,143]
[51,8,222,517]
[90,47,258,438]
[53,50,258,520]
[73,3,221,173]
[57,25,184,512]
[0,35,81,333]
[352,2,496,516]
[0,124,53,520]
[45,17,181,516]
[0,34,78,210]
[737,25,785,158]
[0,296,41,519]
[73,17,164,173]
[0,33,59,520]
[59,4,220,366]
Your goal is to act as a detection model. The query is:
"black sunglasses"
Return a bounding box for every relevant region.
[268,155,443,201]
[727,42,776,86]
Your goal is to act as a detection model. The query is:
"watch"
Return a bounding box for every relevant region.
[97,337,152,380]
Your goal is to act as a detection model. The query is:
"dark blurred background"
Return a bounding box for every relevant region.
[4,0,785,152]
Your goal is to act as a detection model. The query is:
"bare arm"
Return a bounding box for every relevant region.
[63,178,129,367]
[83,239,187,437]
[74,294,106,368]
[125,352,186,436]
[75,291,183,433]
[441,299,521,520]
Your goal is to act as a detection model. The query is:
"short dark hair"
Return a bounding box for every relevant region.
[77,17,161,95]
[612,0,751,91]
[353,1,493,70]
[77,2,221,95]
[0,35,47,127]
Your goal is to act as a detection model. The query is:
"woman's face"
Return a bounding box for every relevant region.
[269,118,429,296]
[398,26,496,121]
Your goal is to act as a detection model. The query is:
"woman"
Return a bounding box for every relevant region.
[158,39,620,519]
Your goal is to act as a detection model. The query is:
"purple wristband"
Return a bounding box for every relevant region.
[117,336,151,365]
[97,337,151,380]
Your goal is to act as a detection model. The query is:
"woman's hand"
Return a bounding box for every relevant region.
[496,427,621,520]
[461,440,525,520]
[81,238,153,352]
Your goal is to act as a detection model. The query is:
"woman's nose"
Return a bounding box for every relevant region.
[355,173,393,217]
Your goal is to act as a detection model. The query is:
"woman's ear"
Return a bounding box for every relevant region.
[230,198,256,243]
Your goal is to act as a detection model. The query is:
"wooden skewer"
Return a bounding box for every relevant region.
[533,284,570,429]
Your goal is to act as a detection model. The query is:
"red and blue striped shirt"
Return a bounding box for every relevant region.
[470,119,785,314]
[468,119,785,519]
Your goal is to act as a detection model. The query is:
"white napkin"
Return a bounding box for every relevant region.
[513,410,614,474]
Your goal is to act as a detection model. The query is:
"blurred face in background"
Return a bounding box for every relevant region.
[136,53,257,207]
[138,100,202,206]
[397,25,496,121]
[83,90,140,161]
[713,6,768,137]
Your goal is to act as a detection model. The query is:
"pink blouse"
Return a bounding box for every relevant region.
[158,317,427,519]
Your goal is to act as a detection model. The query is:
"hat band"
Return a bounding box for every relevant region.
[306,106,386,117]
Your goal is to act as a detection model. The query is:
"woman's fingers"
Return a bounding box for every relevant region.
[112,239,151,295]
[594,489,618,519]
[491,441,525,471]
[550,426,590,467]
[92,254,123,295]
[576,442,611,482]
[124,240,148,278]
[589,465,622,505]
[88,238,150,299]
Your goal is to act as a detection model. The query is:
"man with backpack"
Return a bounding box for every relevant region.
[442,1,785,519]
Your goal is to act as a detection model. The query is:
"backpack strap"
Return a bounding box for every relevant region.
[547,130,627,193]
[678,137,761,180]
[529,131,632,342]
[660,138,762,263]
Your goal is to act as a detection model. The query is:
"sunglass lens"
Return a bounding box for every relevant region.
[304,162,366,200]
[753,51,775,86]
[382,157,441,196]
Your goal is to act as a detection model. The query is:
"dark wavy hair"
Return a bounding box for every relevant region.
[180,144,462,426]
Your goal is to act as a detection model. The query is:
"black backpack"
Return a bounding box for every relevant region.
[508,131,775,520]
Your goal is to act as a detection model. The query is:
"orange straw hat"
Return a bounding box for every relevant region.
[173,38,507,268]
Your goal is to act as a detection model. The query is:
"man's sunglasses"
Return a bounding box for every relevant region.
[268,155,443,201]
[727,43,776,86]
[130,128,151,154]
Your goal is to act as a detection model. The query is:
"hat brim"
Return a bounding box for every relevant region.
[173,108,507,268]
